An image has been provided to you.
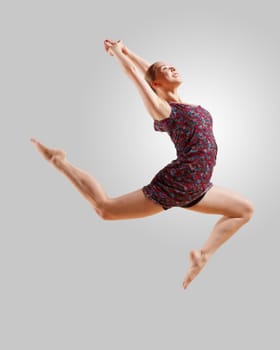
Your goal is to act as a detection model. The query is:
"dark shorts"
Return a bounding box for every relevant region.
[180,191,207,209]
[142,184,212,211]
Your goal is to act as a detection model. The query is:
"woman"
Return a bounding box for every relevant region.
[31,39,254,290]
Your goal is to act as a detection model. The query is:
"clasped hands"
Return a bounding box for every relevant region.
[104,39,127,56]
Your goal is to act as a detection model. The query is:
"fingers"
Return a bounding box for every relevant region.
[104,39,125,56]
[104,39,116,48]
[104,39,115,56]
[104,39,123,48]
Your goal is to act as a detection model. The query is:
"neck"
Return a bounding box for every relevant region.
[156,88,182,103]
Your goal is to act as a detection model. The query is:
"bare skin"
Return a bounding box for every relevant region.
[30,138,164,219]
[181,186,254,289]
[31,39,254,290]
[31,138,253,289]
[182,250,208,289]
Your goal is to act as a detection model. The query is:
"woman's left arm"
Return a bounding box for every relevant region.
[104,39,150,75]
[107,41,171,121]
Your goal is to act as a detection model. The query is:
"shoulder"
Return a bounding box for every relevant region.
[152,100,173,121]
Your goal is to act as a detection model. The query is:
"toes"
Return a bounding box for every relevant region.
[31,138,52,158]
[30,137,39,144]
[182,277,192,289]
[31,138,44,149]
[183,252,202,289]
[182,269,195,288]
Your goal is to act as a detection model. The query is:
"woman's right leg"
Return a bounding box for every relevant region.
[31,138,164,220]
[181,185,254,289]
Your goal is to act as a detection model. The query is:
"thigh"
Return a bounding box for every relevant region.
[105,189,164,220]
[186,185,253,217]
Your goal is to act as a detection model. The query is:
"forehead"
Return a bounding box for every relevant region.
[155,62,171,69]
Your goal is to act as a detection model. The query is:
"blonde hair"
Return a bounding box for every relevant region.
[145,62,160,92]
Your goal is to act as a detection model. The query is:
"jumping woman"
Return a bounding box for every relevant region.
[31,39,254,290]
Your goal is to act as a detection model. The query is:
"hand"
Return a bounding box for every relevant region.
[104,39,127,56]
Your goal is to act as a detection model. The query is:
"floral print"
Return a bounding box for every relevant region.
[142,102,218,210]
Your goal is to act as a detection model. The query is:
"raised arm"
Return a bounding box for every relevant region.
[104,39,150,75]
[104,40,171,121]
[124,47,151,75]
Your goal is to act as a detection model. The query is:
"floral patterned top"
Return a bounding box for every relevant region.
[142,102,218,210]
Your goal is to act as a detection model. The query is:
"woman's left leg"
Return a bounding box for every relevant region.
[182,185,254,289]
[31,138,164,220]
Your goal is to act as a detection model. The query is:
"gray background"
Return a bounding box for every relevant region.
[1,0,279,349]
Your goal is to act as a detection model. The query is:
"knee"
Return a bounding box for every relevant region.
[241,199,254,223]
[94,202,115,221]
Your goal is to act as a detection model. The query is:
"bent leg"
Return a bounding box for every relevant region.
[31,138,164,220]
[182,185,254,289]
[189,185,254,256]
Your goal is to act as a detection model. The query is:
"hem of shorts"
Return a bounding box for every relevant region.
[198,182,213,198]
[141,186,170,210]
[194,182,214,200]
[180,183,213,208]
[142,182,214,211]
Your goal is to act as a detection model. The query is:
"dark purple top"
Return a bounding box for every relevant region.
[142,103,218,210]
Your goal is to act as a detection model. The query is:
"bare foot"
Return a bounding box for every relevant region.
[182,250,209,289]
[30,138,66,165]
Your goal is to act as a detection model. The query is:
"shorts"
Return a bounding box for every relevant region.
[142,184,212,211]
[180,191,207,209]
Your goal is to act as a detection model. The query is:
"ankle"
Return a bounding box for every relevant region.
[200,249,210,261]
[52,155,65,168]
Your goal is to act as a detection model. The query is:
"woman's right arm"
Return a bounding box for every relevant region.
[104,39,150,75]
[124,47,151,75]
[105,40,171,121]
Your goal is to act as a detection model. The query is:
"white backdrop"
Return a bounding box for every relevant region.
[2,0,279,349]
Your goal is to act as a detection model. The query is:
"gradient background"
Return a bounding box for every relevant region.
[2,0,279,349]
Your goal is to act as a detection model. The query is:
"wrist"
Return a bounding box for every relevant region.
[123,46,131,56]
[111,45,123,56]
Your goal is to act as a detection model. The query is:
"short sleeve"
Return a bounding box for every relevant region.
[153,106,177,132]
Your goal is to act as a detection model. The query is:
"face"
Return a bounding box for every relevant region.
[152,62,183,89]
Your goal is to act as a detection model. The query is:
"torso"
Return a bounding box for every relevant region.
[154,102,217,161]
[154,102,200,121]
[142,102,218,209]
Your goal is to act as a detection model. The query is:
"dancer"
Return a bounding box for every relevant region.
[31,39,254,289]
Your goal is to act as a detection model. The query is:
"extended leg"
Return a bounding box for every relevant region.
[31,138,164,219]
[182,186,254,289]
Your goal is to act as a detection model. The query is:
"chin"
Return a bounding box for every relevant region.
[178,76,183,83]
[174,80,183,87]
